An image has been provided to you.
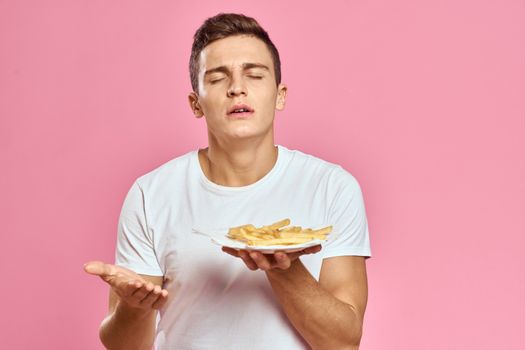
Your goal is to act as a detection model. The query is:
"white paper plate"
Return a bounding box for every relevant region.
[192,227,326,253]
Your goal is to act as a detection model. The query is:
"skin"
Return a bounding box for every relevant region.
[83,262,167,350]
[84,34,368,350]
[188,34,287,187]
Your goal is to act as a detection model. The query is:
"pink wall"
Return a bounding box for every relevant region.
[2,1,524,349]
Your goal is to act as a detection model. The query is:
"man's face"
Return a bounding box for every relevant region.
[189,35,286,142]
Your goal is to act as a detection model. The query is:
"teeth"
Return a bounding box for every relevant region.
[234,108,248,113]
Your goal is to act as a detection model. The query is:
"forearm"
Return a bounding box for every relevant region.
[266,260,362,350]
[99,301,157,350]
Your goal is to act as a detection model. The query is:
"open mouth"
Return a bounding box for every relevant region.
[227,104,254,117]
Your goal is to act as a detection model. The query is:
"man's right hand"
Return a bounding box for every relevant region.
[84,261,168,310]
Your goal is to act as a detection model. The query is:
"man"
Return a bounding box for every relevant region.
[85,13,371,350]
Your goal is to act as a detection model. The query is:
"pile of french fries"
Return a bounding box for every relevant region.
[227,218,332,246]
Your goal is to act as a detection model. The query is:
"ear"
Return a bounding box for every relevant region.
[275,84,287,111]
[188,92,204,118]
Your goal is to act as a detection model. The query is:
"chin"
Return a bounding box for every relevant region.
[227,131,259,139]
[226,125,261,138]
[212,123,272,141]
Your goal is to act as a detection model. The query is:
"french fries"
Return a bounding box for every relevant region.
[227,218,332,246]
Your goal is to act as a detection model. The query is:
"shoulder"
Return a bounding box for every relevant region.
[134,149,196,191]
[281,146,339,173]
[281,145,360,188]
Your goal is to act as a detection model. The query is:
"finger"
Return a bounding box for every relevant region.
[109,279,140,300]
[222,247,240,257]
[84,261,113,277]
[151,289,169,309]
[139,284,163,307]
[274,252,291,269]
[287,245,323,261]
[304,245,322,254]
[238,250,259,270]
[249,251,271,271]
[119,280,142,298]
[130,282,154,302]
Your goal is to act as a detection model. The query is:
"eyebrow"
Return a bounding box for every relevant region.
[204,63,270,76]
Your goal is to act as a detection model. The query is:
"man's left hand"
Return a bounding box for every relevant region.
[222,245,322,271]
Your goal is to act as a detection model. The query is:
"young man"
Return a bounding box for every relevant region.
[85,13,371,350]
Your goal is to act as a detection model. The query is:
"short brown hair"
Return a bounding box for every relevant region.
[189,13,281,92]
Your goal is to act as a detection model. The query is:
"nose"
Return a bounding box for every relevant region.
[227,73,247,97]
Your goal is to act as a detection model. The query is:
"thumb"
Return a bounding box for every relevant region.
[84,261,112,277]
[304,245,322,254]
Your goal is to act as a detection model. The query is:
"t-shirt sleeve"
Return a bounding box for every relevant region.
[322,166,372,259]
[114,181,164,276]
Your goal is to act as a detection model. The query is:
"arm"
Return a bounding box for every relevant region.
[94,180,167,349]
[223,248,368,349]
[84,262,168,350]
[265,254,367,350]
[222,167,370,347]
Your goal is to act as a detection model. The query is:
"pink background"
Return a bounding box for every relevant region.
[2,1,524,349]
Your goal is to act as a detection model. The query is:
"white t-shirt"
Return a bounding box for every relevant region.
[115,145,371,349]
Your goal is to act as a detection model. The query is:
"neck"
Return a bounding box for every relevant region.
[198,134,278,187]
